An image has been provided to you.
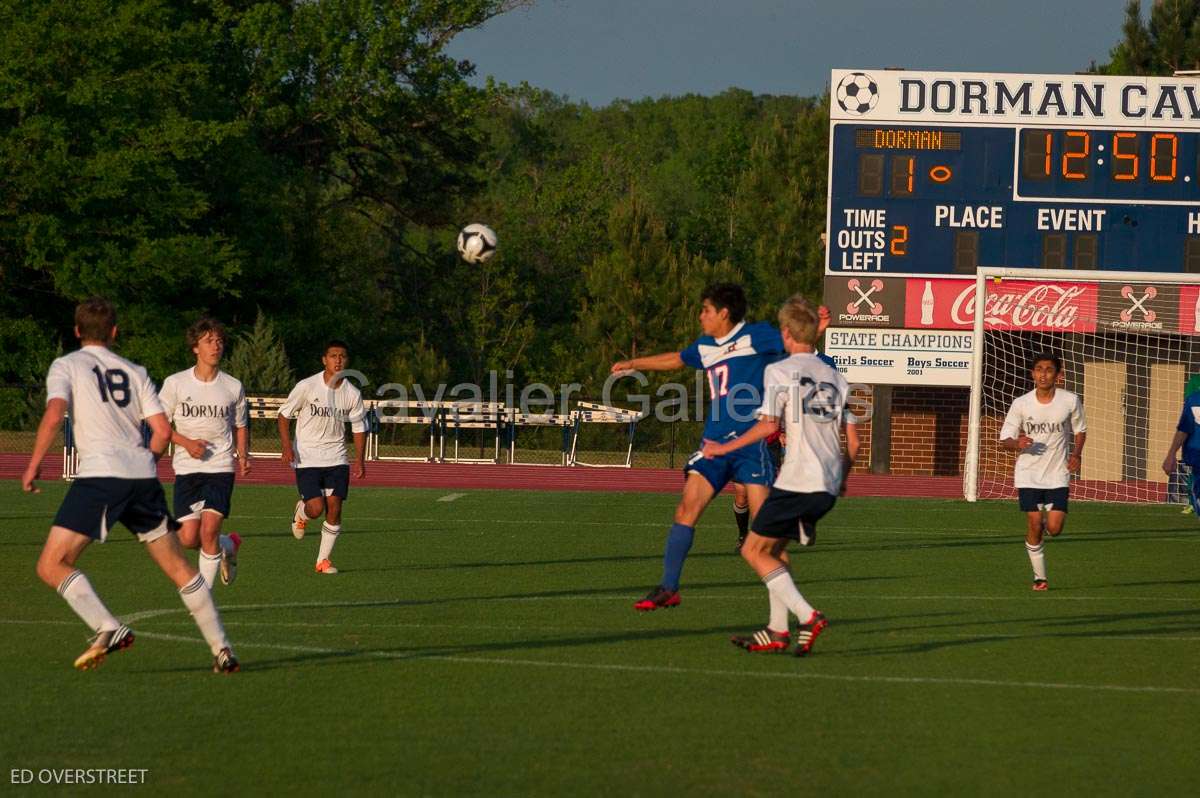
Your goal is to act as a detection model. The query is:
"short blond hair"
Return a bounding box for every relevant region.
[777,294,820,346]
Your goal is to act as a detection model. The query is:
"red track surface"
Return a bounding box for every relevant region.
[0,452,963,497]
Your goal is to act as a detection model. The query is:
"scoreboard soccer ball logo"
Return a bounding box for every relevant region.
[836,72,879,115]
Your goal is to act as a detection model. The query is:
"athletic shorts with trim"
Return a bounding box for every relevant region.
[173,472,235,520]
[295,465,350,502]
[1017,486,1070,513]
[684,440,773,493]
[751,488,837,541]
[53,477,177,543]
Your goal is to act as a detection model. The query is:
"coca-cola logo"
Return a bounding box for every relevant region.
[950,282,1092,330]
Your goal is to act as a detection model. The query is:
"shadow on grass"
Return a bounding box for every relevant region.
[834,606,1200,657]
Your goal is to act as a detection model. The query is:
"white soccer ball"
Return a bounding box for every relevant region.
[835,72,879,115]
[456,223,498,264]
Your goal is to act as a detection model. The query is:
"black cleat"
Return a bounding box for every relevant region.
[213,647,240,674]
[734,535,746,554]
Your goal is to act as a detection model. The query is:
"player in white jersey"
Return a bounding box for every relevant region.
[159,318,249,589]
[278,340,367,574]
[20,298,238,672]
[999,352,1087,591]
[703,296,858,656]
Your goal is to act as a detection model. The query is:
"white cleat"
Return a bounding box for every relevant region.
[220,533,242,586]
[291,500,308,539]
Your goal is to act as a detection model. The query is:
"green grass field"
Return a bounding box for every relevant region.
[2,481,1198,795]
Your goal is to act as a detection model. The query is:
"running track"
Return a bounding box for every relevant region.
[0,452,963,497]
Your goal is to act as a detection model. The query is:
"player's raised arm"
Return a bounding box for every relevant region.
[610,351,686,374]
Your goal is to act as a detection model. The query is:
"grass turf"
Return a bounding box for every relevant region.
[1,481,1197,795]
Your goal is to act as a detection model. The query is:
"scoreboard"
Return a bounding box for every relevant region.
[826,69,1200,277]
[823,69,1200,386]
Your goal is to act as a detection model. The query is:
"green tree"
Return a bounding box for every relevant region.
[1101,0,1200,75]
[226,310,296,394]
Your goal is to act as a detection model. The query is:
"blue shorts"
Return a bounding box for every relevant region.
[54,478,177,543]
[684,440,774,493]
[296,465,350,502]
[1017,487,1070,513]
[173,472,235,520]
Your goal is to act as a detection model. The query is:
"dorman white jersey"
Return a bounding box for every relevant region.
[279,372,367,468]
[999,389,1087,490]
[46,346,163,479]
[159,368,248,475]
[757,353,853,494]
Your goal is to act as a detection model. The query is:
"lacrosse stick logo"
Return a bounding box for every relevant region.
[846,278,885,315]
[1119,285,1156,322]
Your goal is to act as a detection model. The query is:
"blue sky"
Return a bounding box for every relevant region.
[446,0,1132,106]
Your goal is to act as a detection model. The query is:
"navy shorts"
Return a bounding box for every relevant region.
[1018,487,1070,513]
[174,472,235,520]
[751,488,837,545]
[296,465,350,502]
[54,478,177,543]
[684,440,774,493]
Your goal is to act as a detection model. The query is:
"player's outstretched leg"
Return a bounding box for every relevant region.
[145,532,238,671]
[37,528,135,670]
[634,474,715,611]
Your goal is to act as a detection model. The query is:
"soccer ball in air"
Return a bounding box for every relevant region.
[836,72,879,115]
[456,223,498,264]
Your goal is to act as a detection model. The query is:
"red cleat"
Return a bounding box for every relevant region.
[794,611,828,657]
[1032,579,1049,591]
[634,586,680,612]
[731,628,790,653]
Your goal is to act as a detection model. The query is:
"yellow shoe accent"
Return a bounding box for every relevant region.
[73,646,106,670]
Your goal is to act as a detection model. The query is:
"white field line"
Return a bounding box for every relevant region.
[116,629,1200,695]
[436,493,466,503]
[91,619,1200,643]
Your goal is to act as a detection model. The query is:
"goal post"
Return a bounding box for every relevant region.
[964,267,1200,503]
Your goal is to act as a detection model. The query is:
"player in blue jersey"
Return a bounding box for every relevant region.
[611,283,786,611]
[1162,386,1200,515]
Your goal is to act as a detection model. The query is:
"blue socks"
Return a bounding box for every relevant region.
[661,523,695,590]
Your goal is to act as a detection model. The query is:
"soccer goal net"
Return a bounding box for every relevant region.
[964,268,1200,503]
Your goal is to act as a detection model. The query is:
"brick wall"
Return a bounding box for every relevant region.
[889,386,969,476]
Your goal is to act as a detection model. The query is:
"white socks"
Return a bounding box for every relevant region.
[58,571,120,633]
[198,550,221,588]
[317,523,340,563]
[764,566,816,625]
[179,574,230,656]
[1026,542,1047,581]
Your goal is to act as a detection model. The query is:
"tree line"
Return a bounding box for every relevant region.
[1,0,1194,429]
